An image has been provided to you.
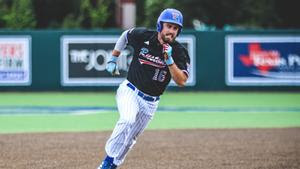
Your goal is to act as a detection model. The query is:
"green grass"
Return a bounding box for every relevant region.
[0,111,299,134]
[150,111,300,129]
[159,92,300,107]
[0,113,119,133]
[1,92,299,107]
[0,92,116,106]
[0,92,299,133]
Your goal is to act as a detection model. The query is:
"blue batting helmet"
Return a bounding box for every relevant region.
[157,8,183,36]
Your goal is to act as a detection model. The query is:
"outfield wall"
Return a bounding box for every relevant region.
[0,29,299,91]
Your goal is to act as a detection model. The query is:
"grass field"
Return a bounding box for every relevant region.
[0,92,300,133]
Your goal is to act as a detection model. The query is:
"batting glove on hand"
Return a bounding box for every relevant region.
[106,55,120,75]
[163,44,174,65]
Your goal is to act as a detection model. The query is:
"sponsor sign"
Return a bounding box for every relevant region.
[0,36,31,85]
[226,36,300,86]
[61,36,131,86]
[61,35,196,86]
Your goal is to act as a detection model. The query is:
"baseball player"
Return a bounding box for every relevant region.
[97,8,190,169]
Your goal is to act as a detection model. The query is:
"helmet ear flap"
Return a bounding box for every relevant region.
[157,21,163,32]
[157,22,161,32]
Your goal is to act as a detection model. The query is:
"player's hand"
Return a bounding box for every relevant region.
[106,55,120,75]
[163,43,174,65]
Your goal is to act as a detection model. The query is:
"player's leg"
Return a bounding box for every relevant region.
[113,111,153,165]
[113,97,159,165]
[99,80,139,168]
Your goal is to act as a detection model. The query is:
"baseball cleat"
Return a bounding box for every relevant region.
[98,162,117,169]
[98,156,117,169]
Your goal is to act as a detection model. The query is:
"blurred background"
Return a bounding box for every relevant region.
[0,0,299,30]
[0,0,299,91]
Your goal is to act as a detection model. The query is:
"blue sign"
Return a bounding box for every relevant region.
[226,36,300,86]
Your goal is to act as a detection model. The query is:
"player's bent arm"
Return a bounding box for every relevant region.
[168,64,187,87]
[112,30,129,57]
[106,30,129,75]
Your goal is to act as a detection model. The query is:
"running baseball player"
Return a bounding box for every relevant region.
[97,8,190,169]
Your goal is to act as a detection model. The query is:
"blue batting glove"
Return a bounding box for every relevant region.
[106,55,120,75]
[163,44,174,65]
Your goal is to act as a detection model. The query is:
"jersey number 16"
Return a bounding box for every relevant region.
[152,68,167,82]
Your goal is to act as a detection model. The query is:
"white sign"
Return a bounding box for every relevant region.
[0,36,31,85]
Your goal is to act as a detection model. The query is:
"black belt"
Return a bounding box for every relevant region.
[126,82,160,102]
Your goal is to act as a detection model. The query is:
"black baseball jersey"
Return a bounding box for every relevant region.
[126,27,190,96]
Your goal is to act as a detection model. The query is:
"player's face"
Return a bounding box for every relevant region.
[161,22,179,43]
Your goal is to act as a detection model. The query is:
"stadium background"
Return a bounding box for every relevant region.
[0,1,300,169]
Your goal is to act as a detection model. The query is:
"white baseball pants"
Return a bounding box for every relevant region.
[105,80,159,166]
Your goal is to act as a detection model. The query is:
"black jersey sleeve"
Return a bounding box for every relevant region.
[173,44,191,77]
[126,27,148,45]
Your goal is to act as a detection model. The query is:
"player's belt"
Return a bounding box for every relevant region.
[126,82,160,102]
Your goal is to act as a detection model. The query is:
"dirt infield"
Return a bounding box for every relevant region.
[0,128,299,169]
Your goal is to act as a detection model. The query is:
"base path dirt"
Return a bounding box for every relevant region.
[0,128,299,169]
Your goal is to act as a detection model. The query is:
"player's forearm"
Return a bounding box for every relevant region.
[168,64,187,87]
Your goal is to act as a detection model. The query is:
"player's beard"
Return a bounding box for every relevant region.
[161,33,175,43]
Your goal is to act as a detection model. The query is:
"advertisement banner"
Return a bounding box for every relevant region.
[0,36,31,86]
[61,35,196,86]
[226,36,300,86]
